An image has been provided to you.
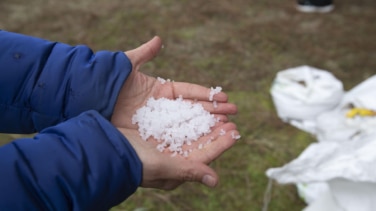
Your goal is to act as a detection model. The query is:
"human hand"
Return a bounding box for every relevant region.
[111,36,238,129]
[112,36,240,189]
[117,121,239,189]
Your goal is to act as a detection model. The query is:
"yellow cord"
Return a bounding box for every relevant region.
[346,108,376,118]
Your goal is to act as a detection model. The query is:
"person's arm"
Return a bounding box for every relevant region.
[0,30,132,133]
[0,110,142,210]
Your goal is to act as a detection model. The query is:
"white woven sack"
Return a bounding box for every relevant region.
[266,134,376,211]
[270,65,344,134]
[316,74,376,142]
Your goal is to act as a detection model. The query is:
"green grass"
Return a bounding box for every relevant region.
[1,0,375,210]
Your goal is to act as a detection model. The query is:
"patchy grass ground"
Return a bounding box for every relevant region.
[1,0,375,210]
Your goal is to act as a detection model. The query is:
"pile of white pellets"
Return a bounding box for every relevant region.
[131,78,230,156]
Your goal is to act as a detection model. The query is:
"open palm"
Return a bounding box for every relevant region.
[111,36,240,189]
[111,36,237,129]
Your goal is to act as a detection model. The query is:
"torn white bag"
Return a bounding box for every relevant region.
[316,74,376,142]
[266,134,376,211]
[296,182,330,205]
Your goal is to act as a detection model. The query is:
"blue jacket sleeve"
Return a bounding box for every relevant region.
[0,30,132,133]
[0,110,142,211]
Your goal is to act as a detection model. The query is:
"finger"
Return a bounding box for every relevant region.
[199,101,238,115]
[160,180,183,190]
[190,123,239,164]
[161,158,219,188]
[206,129,240,161]
[181,122,237,153]
[125,36,162,67]
[171,82,228,102]
[213,114,229,123]
[141,178,183,190]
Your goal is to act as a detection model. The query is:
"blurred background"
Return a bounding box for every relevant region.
[0,0,375,210]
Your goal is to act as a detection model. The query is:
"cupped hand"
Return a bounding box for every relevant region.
[111,36,237,129]
[117,121,239,190]
[111,36,240,189]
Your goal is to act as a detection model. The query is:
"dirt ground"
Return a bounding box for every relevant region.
[1,0,375,210]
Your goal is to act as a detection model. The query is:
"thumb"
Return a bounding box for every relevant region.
[164,158,219,188]
[125,36,162,68]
